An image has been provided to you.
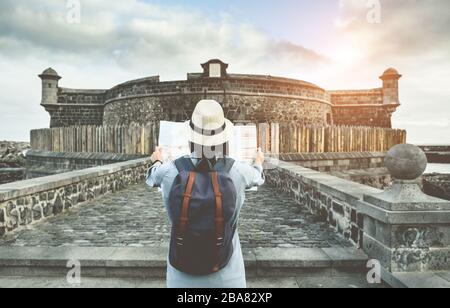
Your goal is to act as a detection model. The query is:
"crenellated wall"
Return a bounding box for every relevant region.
[43,88,106,127]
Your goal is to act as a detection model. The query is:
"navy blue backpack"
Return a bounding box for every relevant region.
[168,156,238,276]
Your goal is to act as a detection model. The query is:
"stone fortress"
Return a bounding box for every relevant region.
[39,59,402,128]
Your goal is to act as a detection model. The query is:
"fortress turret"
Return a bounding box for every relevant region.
[201,59,229,78]
[380,68,402,105]
[39,68,61,105]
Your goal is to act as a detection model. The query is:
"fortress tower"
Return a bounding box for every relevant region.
[380,68,402,105]
[39,68,61,106]
[329,67,402,127]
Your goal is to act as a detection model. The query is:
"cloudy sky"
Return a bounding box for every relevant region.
[0,0,449,144]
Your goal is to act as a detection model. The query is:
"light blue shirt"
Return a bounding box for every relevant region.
[146,154,265,288]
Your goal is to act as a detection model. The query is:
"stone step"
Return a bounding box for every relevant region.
[0,275,387,288]
[0,246,369,279]
[383,270,450,288]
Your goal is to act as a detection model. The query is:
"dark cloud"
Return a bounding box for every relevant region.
[0,0,329,72]
[0,0,331,141]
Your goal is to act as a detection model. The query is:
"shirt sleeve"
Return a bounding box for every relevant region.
[146,161,172,188]
[235,162,265,189]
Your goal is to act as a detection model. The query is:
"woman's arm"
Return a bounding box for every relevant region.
[146,146,167,188]
[237,148,266,189]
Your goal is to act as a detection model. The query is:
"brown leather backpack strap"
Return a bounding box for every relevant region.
[210,172,224,272]
[211,172,224,246]
[177,171,196,245]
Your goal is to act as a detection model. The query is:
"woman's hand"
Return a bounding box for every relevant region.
[255,147,265,166]
[151,146,164,163]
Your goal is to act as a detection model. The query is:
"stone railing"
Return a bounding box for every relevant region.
[0,169,26,185]
[265,159,382,246]
[265,144,450,279]
[26,150,145,178]
[273,151,386,172]
[0,158,150,238]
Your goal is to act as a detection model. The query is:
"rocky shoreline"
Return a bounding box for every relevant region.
[423,173,450,201]
[419,145,450,163]
[0,141,30,184]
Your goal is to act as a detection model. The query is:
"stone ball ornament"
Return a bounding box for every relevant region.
[385,144,428,180]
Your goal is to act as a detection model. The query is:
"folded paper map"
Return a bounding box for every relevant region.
[158,121,257,163]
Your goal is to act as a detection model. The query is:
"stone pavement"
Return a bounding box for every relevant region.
[0,245,387,288]
[0,183,379,288]
[0,276,386,288]
[0,184,352,249]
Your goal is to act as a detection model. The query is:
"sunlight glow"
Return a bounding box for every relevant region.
[332,45,363,65]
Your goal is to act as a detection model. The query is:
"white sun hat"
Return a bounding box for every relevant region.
[186,100,234,147]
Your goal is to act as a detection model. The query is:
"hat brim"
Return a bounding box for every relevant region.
[185,119,234,147]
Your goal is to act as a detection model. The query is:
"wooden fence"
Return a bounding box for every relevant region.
[30,123,159,156]
[31,123,406,155]
[256,123,407,154]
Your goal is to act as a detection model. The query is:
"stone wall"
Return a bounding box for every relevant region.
[275,152,386,172]
[57,88,106,105]
[26,150,146,178]
[103,94,331,126]
[265,159,382,246]
[265,158,450,273]
[328,89,397,128]
[42,88,106,127]
[102,76,331,126]
[0,158,150,238]
[274,152,392,189]
[329,89,383,105]
[332,105,397,128]
[330,168,392,190]
[44,105,104,128]
[0,169,26,185]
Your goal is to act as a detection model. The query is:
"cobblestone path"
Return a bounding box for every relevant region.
[0,184,351,248]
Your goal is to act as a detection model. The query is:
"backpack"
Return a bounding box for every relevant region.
[168,156,237,276]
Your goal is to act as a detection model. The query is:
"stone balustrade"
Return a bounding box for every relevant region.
[265,144,450,279]
[0,158,151,237]
[265,159,382,246]
[26,150,146,178]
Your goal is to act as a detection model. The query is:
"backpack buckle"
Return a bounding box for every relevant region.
[217,237,224,246]
[176,237,184,246]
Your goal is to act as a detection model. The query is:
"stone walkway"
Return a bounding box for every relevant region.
[0,276,386,288]
[0,184,351,249]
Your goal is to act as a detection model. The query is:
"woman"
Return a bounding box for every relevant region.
[146,99,265,288]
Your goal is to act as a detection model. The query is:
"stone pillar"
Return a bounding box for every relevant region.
[359,144,450,273]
